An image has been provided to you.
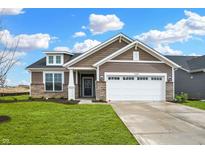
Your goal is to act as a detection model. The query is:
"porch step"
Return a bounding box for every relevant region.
[79,99,93,104]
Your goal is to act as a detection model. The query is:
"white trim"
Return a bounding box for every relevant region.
[29,70,32,96]
[63,33,133,67]
[104,72,168,82]
[190,68,205,73]
[43,71,64,92]
[93,41,180,68]
[82,76,94,97]
[108,60,165,64]
[75,70,78,84]
[68,67,96,70]
[104,72,167,101]
[27,68,67,72]
[68,69,75,100]
[44,51,73,55]
[172,67,175,99]
[96,66,99,81]
[46,54,64,66]
[93,41,136,67]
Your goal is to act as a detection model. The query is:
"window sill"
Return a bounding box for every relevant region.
[44,90,64,93]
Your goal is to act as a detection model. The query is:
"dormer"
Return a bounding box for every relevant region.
[44,51,73,66]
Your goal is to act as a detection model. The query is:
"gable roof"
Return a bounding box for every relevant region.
[166,55,205,72]
[63,33,133,67]
[93,40,180,68]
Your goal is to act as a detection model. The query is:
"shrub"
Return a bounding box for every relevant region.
[175,92,188,103]
[60,96,64,99]
[28,96,35,101]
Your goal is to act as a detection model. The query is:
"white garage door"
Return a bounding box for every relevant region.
[106,74,165,101]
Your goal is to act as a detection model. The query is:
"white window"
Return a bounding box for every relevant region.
[45,72,63,91]
[133,51,139,61]
[48,56,54,64]
[46,55,63,65]
[56,55,61,64]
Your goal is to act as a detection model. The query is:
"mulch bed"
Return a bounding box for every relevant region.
[0,116,11,123]
[0,98,80,104]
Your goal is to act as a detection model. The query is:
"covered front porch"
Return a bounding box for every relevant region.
[68,68,98,100]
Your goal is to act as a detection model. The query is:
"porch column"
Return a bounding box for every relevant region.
[68,69,75,100]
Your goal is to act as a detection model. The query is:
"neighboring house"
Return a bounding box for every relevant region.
[27,33,180,102]
[166,55,205,100]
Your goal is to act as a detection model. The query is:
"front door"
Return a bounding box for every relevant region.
[82,77,93,97]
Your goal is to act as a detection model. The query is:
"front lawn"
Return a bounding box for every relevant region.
[0,102,137,145]
[182,100,205,110]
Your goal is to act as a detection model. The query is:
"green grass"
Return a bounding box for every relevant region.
[0,102,137,145]
[182,100,205,110]
[0,95,29,101]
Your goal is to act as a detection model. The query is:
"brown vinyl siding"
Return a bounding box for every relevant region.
[64,54,71,63]
[71,39,128,67]
[113,46,159,61]
[32,72,43,84]
[99,62,172,79]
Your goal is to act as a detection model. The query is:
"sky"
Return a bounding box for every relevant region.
[0,8,205,86]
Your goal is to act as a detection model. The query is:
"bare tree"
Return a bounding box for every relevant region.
[0,10,19,88]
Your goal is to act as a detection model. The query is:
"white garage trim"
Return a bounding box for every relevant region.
[105,72,167,102]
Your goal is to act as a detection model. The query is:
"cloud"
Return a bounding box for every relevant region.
[54,46,70,51]
[89,14,124,35]
[0,29,52,51]
[0,8,24,15]
[72,39,101,53]
[135,10,205,55]
[73,31,86,38]
[53,39,101,53]
[154,44,183,55]
[81,26,87,30]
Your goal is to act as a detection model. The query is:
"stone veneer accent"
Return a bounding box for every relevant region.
[30,84,68,98]
[166,82,174,101]
[95,81,106,101]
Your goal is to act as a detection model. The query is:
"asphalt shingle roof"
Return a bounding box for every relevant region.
[26,53,82,69]
[166,55,205,71]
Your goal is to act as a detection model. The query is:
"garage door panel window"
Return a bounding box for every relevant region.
[108,77,120,80]
[151,77,162,80]
[137,77,148,80]
[123,77,134,80]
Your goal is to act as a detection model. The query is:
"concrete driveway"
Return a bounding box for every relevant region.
[111,102,205,145]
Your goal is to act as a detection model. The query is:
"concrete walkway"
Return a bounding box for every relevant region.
[111,102,205,145]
